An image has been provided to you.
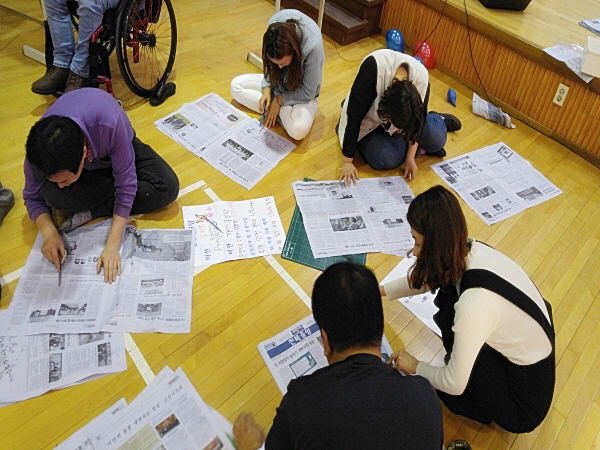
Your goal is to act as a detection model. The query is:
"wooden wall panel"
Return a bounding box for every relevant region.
[380,0,600,158]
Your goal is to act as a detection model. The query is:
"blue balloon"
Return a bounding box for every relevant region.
[447,88,457,107]
[414,56,424,65]
[386,29,405,53]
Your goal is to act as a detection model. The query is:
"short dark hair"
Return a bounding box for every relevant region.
[262,20,303,91]
[26,115,84,177]
[312,262,383,353]
[377,78,425,143]
[407,185,469,292]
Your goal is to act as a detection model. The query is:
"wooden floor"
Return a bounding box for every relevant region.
[1,0,600,448]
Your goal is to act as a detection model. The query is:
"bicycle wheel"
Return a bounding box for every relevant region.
[115,0,177,97]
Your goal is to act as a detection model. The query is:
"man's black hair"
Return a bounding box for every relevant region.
[26,115,84,177]
[312,262,384,353]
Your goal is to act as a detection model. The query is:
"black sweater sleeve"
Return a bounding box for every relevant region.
[341,56,378,159]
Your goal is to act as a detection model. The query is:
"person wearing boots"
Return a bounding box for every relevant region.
[31,0,121,95]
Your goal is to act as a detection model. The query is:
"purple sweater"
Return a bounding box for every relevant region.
[23,88,137,222]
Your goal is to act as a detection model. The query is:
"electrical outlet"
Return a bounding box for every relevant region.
[553,83,569,106]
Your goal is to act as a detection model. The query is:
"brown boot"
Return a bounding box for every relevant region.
[63,71,89,94]
[31,66,69,95]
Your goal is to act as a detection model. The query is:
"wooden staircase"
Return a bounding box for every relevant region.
[281,0,386,45]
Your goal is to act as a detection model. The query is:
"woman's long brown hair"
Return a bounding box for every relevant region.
[262,20,303,91]
[407,185,469,292]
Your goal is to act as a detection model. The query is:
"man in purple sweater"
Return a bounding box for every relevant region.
[23,88,179,283]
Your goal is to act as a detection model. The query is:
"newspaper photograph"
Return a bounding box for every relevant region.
[291,177,414,258]
[2,224,195,335]
[381,258,441,336]
[93,366,235,450]
[183,196,286,266]
[259,315,393,394]
[155,92,250,154]
[156,92,296,189]
[0,330,126,407]
[431,142,562,225]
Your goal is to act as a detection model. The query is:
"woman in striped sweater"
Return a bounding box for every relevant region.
[230,10,324,140]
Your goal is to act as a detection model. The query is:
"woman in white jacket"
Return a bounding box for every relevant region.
[383,185,555,433]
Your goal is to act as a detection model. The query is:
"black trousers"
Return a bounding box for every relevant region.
[41,137,179,217]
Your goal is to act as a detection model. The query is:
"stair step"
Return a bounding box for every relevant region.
[282,0,370,37]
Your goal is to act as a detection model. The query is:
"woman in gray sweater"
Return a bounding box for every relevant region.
[230,10,324,140]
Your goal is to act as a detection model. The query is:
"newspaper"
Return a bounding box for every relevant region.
[580,18,600,37]
[543,44,594,83]
[55,399,129,450]
[431,142,562,226]
[91,366,235,450]
[156,92,296,189]
[291,177,414,258]
[2,224,195,335]
[258,315,394,394]
[381,258,441,336]
[183,196,286,266]
[0,330,126,407]
[472,93,515,128]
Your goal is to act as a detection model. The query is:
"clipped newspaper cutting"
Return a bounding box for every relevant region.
[431,142,562,225]
[2,223,195,336]
[259,315,393,394]
[381,258,441,336]
[156,92,296,189]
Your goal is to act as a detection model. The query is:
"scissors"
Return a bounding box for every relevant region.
[259,110,266,127]
[58,231,70,287]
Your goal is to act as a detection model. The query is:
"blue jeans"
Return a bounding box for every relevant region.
[357,113,447,170]
[46,0,121,77]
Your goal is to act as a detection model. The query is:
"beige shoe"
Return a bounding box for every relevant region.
[31,66,69,95]
[63,71,89,94]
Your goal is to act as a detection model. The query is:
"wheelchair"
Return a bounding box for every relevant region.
[45,0,177,105]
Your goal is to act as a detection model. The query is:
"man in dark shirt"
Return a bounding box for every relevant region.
[233,262,444,450]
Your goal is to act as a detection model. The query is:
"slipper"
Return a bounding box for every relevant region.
[447,440,472,450]
[0,187,15,226]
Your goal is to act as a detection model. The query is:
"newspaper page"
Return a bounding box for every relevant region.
[259,315,394,395]
[155,92,251,154]
[93,366,235,450]
[0,331,126,407]
[102,228,195,333]
[201,119,296,189]
[2,224,195,336]
[2,226,119,335]
[381,258,441,336]
[431,142,562,225]
[183,197,286,266]
[543,44,594,83]
[156,92,296,189]
[291,177,414,258]
[55,399,129,450]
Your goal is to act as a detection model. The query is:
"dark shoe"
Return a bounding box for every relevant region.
[63,71,88,94]
[427,148,447,158]
[31,66,69,95]
[0,188,15,226]
[447,440,472,450]
[431,111,462,132]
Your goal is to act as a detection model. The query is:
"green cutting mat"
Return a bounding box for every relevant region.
[281,179,367,271]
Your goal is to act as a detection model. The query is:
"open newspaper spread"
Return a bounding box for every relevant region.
[291,177,414,258]
[156,92,296,189]
[431,142,562,225]
[2,224,195,335]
